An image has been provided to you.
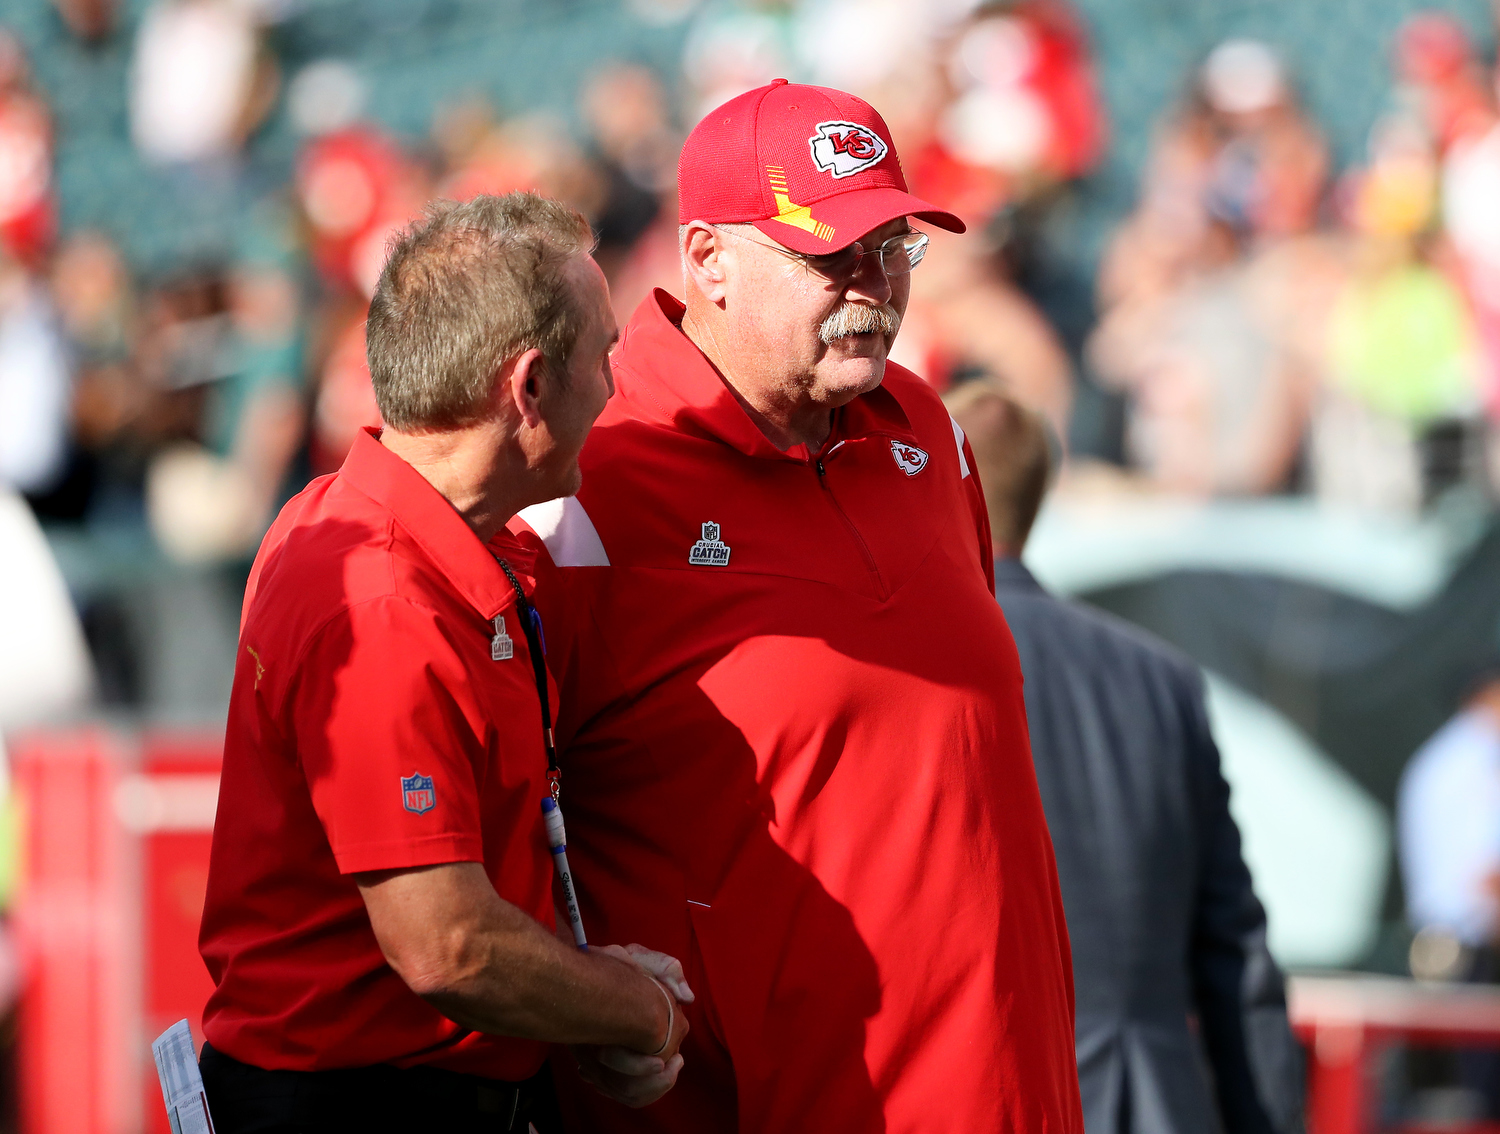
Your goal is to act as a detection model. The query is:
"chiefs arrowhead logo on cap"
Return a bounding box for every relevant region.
[808,120,889,179]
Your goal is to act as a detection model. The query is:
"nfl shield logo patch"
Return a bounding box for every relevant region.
[401,773,435,814]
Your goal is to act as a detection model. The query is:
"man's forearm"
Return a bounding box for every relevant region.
[357,861,670,1052]
[422,905,670,1050]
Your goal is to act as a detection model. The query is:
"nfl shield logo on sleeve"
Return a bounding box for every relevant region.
[401,773,435,814]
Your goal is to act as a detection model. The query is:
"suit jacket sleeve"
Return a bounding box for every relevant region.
[1183,667,1306,1134]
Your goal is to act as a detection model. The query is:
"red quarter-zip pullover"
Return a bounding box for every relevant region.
[507,290,1082,1134]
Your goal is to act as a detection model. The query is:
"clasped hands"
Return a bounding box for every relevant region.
[575,943,694,1108]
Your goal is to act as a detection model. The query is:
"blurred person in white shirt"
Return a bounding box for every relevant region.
[1398,660,1500,1119]
[0,244,69,498]
[130,0,279,167]
[0,483,95,1024]
[1399,663,1500,977]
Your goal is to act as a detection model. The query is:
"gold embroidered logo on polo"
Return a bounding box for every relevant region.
[765,165,835,243]
[245,644,266,689]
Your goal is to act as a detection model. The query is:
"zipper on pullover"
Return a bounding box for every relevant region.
[815,453,886,598]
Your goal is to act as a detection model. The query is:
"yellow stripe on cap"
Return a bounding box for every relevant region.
[765,165,835,243]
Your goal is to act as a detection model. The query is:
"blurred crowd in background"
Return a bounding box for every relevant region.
[7,0,1500,1123]
[8,2,1500,660]
[0,0,1488,681]
[10,0,1500,552]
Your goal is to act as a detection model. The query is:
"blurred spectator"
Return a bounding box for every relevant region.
[896,229,1075,432]
[681,0,799,117]
[0,246,70,500]
[1398,12,1500,426]
[933,1,1106,203]
[1098,39,1325,310]
[797,0,945,94]
[1315,255,1482,513]
[0,31,55,272]
[437,110,602,232]
[295,117,423,299]
[0,488,92,728]
[1089,249,1317,496]
[1310,16,1488,514]
[602,193,684,324]
[574,63,687,319]
[1399,664,1500,1117]
[289,61,419,473]
[213,221,304,475]
[1395,11,1494,151]
[130,0,280,167]
[49,0,116,41]
[310,312,378,477]
[36,231,137,521]
[148,204,307,564]
[286,57,368,141]
[1197,39,1327,237]
[130,268,233,552]
[53,231,134,369]
[1401,667,1500,974]
[1446,121,1500,417]
[873,1,1106,434]
[133,270,228,412]
[581,64,679,280]
[1090,40,1328,495]
[0,485,94,1023]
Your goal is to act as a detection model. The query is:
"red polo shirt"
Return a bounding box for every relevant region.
[507,291,1083,1133]
[200,428,556,1081]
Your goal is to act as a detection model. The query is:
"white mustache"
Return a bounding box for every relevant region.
[818,302,901,345]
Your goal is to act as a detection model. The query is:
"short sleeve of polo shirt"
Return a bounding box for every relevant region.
[288,595,490,874]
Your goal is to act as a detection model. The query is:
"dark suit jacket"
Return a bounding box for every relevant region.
[996,559,1304,1134]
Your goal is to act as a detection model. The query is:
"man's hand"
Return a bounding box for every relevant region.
[574,943,695,1107]
[619,943,695,1004]
[574,1044,685,1108]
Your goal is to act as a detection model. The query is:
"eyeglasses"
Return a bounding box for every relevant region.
[713,226,930,283]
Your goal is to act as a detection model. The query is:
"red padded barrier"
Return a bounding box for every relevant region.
[1292,975,1500,1134]
[10,727,221,1134]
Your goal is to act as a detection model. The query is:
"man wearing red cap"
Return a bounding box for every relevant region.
[508,82,1083,1133]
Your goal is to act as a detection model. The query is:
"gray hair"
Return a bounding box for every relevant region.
[367,192,594,430]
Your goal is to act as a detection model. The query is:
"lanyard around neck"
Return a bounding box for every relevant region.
[493,555,560,802]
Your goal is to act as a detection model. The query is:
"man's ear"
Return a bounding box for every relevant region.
[503,347,548,430]
[682,221,730,304]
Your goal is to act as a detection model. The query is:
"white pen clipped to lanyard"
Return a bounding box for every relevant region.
[541,795,588,949]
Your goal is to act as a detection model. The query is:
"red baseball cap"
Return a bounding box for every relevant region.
[678,79,965,254]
